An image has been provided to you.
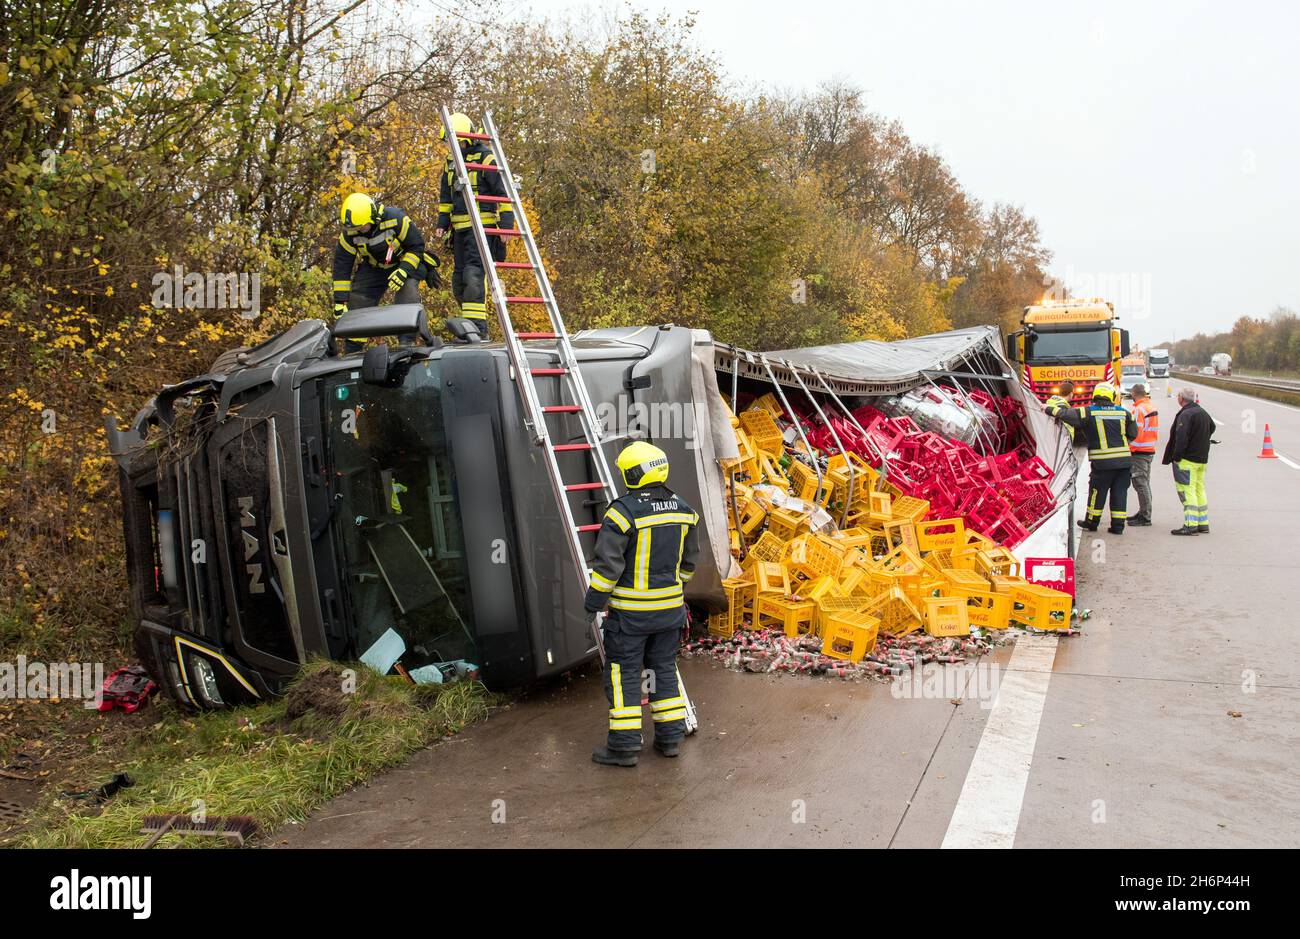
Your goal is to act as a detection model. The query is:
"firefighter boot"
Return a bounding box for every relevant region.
[1171,526,1198,536]
[592,747,638,767]
[653,740,680,758]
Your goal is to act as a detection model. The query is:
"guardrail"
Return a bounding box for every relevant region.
[1172,369,1300,406]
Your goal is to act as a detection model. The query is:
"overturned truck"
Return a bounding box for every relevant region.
[107,307,1074,707]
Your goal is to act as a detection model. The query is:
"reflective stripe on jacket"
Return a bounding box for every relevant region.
[437,143,515,232]
[584,484,701,633]
[331,205,427,305]
[1058,403,1137,467]
[1130,399,1159,453]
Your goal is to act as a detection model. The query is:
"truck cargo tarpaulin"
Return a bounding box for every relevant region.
[701,325,1079,571]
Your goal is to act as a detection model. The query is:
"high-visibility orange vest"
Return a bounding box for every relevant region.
[1131,398,1159,452]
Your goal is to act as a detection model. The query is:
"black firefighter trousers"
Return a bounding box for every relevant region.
[602,612,687,752]
[1085,463,1131,531]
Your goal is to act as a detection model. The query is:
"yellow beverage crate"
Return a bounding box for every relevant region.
[789,534,844,581]
[734,496,767,535]
[924,595,971,638]
[890,496,931,524]
[718,574,755,636]
[916,517,967,553]
[960,590,1013,630]
[815,595,871,636]
[975,547,1021,579]
[707,611,734,639]
[789,461,833,506]
[757,452,789,489]
[863,586,923,636]
[748,393,785,419]
[751,561,789,605]
[799,575,842,602]
[821,612,881,662]
[940,568,991,593]
[739,408,783,456]
[883,518,919,553]
[756,595,816,637]
[866,490,893,523]
[987,574,1028,595]
[767,506,811,543]
[1008,582,1072,630]
[745,530,788,566]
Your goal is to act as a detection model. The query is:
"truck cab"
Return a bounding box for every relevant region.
[1004,299,1129,406]
[107,309,724,707]
[1146,347,1171,378]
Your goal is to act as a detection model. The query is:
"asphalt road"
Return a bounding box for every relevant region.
[275,379,1300,848]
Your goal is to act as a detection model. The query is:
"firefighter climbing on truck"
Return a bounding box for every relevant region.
[585,442,701,767]
[1053,381,1138,534]
[436,112,515,338]
[332,193,441,316]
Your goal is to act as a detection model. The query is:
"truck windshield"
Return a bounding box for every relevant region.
[1026,329,1111,362]
[323,359,477,673]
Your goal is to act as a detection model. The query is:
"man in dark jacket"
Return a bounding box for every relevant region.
[1163,387,1216,536]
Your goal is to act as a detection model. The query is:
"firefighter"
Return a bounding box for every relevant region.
[435,112,515,339]
[1044,380,1076,442]
[584,441,700,767]
[1053,381,1137,534]
[1126,382,1159,526]
[1164,387,1215,536]
[332,193,440,317]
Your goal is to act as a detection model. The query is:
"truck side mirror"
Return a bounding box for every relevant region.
[1119,329,1131,357]
[362,343,418,387]
[1004,332,1019,362]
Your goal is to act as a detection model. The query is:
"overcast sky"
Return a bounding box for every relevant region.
[506,0,1299,345]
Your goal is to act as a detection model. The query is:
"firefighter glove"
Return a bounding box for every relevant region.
[388,268,408,292]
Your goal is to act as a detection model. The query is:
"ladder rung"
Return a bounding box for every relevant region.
[575,523,602,533]
[565,482,606,491]
[506,296,545,304]
[531,367,567,376]
[542,404,580,412]
[553,442,593,452]
[464,162,499,172]
[482,227,520,237]
[457,131,492,140]
[494,261,534,270]
[475,194,511,203]
[519,332,559,340]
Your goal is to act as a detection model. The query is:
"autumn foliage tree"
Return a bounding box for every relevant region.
[1,2,1052,654]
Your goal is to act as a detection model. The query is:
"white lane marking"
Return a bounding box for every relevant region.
[942,634,1059,849]
[1275,450,1300,470]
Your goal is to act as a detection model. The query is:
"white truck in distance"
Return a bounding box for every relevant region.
[1211,352,1232,376]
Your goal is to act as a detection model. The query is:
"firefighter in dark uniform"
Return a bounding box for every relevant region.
[332,192,440,315]
[585,441,700,767]
[1053,381,1138,534]
[435,112,514,339]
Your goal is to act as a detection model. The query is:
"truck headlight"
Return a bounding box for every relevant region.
[187,654,225,707]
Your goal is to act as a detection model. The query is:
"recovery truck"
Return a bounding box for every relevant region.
[1004,298,1130,406]
[1212,352,1232,376]
[106,310,729,707]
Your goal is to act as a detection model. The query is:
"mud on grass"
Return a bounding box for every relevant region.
[7,661,497,848]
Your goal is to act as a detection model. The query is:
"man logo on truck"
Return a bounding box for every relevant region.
[237,496,265,595]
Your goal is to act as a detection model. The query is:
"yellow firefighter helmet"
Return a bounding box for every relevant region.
[616,441,669,489]
[340,192,377,233]
[440,112,473,142]
[1092,381,1118,403]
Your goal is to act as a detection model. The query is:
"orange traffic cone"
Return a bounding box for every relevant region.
[1259,424,1279,459]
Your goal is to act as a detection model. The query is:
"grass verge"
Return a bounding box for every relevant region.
[9,661,496,848]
